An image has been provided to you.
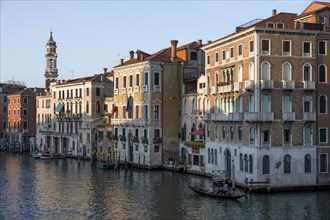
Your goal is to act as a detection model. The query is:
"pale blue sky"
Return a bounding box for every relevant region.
[1,0,315,88]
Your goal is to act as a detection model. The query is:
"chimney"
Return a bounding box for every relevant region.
[139,53,144,61]
[170,40,178,62]
[197,39,202,46]
[120,58,124,65]
[129,50,134,60]
[207,40,212,44]
[103,68,107,74]
[272,9,277,16]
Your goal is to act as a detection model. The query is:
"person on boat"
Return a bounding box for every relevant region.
[223,180,228,195]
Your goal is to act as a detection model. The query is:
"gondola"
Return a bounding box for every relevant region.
[188,186,246,200]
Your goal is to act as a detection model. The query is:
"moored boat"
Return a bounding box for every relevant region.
[188,186,246,200]
[32,152,43,159]
[39,152,65,159]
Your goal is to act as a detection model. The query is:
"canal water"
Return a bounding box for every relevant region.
[1,152,330,220]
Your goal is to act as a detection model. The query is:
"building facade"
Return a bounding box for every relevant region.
[112,40,204,168]
[183,1,330,188]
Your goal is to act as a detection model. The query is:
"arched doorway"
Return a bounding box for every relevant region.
[224,149,231,177]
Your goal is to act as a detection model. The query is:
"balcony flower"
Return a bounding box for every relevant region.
[119,135,126,141]
[184,140,205,148]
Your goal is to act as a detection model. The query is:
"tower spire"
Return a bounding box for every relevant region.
[44,31,58,89]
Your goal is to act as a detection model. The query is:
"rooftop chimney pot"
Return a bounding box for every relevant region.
[103,68,107,74]
[272,9,277,16]
[170,40,178,62]
[197,39,202,46]
[129,50,134,60]
[120,58,124,65]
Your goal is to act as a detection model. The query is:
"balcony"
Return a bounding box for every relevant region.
[282,80,295,90]
[303,112,316,121]
[142,85,148,92]
[211,86,218,95]
[203,112,243,121]
[218,84,233,94]
[303,81,315,90]
[244,112,274,121]
[260,80,273,90]
[282,112,295,121]
[245,80,255,90]
[233,82,242,92]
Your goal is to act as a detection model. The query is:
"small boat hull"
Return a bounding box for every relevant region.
[188,186,246,200]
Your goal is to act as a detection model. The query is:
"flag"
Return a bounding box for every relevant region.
[112,105,118,114]
[125,98,130,113]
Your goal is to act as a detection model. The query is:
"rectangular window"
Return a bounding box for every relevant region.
[262,39,270,55]
[267,22,274,28]
[23,109,28,116]
[129,75,133,87]
[320,128,328,143]
[3,107,6,114]
[283,40,291,56]
[277,23,284,29]
[320,154,328,173]
[263,130,269,143]
[249,41,254,53]
[230,47,234,59]
[303,42,311,57]
[123,76,127,88]
[190,51,197,61]
[86,88,89,96]
[96,88,100,96]
[154,72,160,86]
[222,50,226,60]
[115,77,119,89]
[79,89,82,97]
[144,72,148,85]
[67,90,69,98]
[144,105,148,119]
[318,16,325,24]
[238,45,242,57]
[135,106,139,119]
[154,105,159,119]
[136,74,139,86]
[284,129,291,143]
[154,145,159,153]
[71,89,73,98]
[23,98,28,104]
[319,41,326,55]
[215,52,219,62]
[207,55,210,64]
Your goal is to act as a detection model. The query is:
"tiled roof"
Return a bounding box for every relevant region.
[296,1,330,19]
[57,73,111,85]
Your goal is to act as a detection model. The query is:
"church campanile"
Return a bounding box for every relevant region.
[44,32,58,89]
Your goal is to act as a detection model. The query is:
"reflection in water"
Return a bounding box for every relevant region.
[1,152,330,219]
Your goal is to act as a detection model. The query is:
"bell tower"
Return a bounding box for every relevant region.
[44,31,58,89]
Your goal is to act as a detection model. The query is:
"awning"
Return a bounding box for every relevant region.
[190,128,205,136]
[54,104,64,113]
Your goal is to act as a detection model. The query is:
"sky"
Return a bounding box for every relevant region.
[1,0,316,88]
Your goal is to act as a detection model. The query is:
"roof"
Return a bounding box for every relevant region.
[297,1,330,18]
[8,88,37,96]
[56,73,111,86]
[113,40,204,68]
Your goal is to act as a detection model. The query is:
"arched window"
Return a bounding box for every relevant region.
[249,155,253,173]
[249,62,255,81]
[282,63,292,81]
[305,154,311,173]
[238,96,243,112]
[231,97,235,113]
[238,127,243,142]
[198,98,202,114]
[96,101,100,114]
[238,65,243,82]
[207,99,210,113]
[192,99,195,114]
[226,97,230,113]
[304,127,312,144]
[211,149,214,164]
[240,154,243,171]
[215,72,219,86]
[283,95,291,112]
[182,123,187,141]
[220,98,225,113]
[86,101,89,114]
[244,154,248,172]
[215,149,218,165]
[320,95,327,114]
[208,148,210,163]
[215,98,218,113]
[284,154,291,173]
[249,94,255,112]
[304,95,312,112]
[262,155,270,174]
[222,126,226,140]
[249,127,255,144]
[230,127,234,142]
[318,64,326,83]
[261,62,270,80]
[261,95,270,112]
[215,126,219,139]
[183,99,187,114]
[303,63,312,81]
